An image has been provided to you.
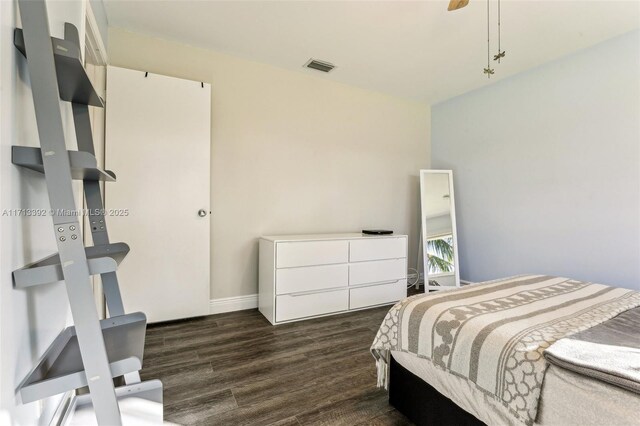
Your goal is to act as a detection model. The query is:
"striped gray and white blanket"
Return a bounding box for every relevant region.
[371,275,640,425]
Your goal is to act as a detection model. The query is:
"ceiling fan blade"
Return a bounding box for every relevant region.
[448,0,470,11]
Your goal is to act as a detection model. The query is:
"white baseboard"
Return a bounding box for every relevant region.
[209,294,258,315]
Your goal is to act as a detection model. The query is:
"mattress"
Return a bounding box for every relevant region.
[372,275,640,424]
[392,350,640,426]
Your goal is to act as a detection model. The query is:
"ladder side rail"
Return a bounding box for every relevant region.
[18,1,122,424]
[70,63,141,385]
[72,102,127,318]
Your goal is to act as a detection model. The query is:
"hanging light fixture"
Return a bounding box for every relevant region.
[493,0,506,63]
[483,0,494,77]
[447,0,506,77]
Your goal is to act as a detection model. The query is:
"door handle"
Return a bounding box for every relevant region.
[198,209,208,217]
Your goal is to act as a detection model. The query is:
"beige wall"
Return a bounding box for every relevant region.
[108,28,430,300]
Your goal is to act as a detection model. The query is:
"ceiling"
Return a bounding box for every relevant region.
[104,0,640,104]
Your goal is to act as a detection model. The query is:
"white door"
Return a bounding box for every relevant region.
[105,66,211,323]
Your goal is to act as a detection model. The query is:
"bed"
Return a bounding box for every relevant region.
[371,275,640,425]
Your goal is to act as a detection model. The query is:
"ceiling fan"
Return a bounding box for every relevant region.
[448,0,470,11]
[448,0,507,77]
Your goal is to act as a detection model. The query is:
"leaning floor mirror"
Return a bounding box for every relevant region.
[420,170,460,291]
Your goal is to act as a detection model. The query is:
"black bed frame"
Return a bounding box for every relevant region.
[389,355,485,426]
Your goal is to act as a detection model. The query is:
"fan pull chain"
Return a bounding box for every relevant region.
[483,0,494,77]
[493,0,506,62]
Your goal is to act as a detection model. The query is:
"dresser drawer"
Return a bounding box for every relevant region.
[276,289,348,322]
[276,241,349,268]
[349,237,406,262]
[349,258,406,286]
[349,280,406,310]
[276,264,348,295]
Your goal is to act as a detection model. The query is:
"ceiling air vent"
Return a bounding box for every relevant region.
[304,59,336,73]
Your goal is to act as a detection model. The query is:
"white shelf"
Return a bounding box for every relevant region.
[64,380,163,426]
[18,313,147,404]
[14,29,104,107]
[12,146,116,182]
[13,243,129,288]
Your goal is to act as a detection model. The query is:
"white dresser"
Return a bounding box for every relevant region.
[259,233,408,324]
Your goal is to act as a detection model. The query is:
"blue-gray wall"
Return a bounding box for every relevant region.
[432,30,640,290]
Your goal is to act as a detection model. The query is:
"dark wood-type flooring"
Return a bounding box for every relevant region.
[141,304,417,426]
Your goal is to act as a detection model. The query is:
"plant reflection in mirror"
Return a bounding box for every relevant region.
[427,235,454,273]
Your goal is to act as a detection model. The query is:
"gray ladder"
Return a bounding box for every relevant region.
[12,1,161,424]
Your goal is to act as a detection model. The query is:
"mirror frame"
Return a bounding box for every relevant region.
[419,169,461,291]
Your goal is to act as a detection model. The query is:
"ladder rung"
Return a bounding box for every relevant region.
[18,313,147,404]
[12,146,116,182]
[13,243,130,288]
[14,28,104,107]
[65,380,163,425]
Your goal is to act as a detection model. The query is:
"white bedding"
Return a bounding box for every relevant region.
[372,275,640,424]
[392,350,640,426]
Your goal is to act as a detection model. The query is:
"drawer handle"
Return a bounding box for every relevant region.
[287,287,345,297]
[350,279,403,289]
[349,257,407,264]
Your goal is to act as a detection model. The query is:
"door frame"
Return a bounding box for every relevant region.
[84,1,107,66]
[83,1,108,317]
